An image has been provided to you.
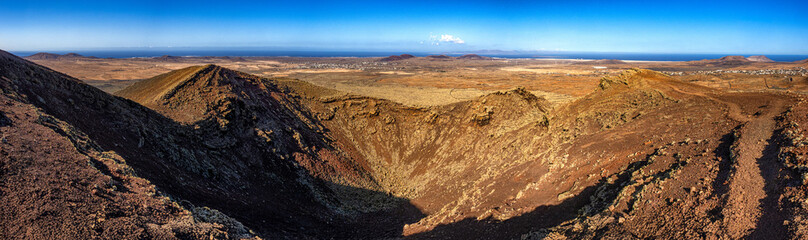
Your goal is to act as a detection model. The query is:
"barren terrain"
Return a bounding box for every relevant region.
[2,51,808,239]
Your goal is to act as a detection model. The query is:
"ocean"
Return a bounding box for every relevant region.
[9,50,808,62]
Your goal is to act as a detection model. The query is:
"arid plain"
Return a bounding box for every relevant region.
[29,53,808,106]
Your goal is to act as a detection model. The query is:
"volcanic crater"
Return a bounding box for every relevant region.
[2,50,808,239]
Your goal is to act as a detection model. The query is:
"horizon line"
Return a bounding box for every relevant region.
[7,47,808,57]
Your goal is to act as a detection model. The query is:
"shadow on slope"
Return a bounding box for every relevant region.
[0,50,425,239]
[406,153,661,239]
[749,130,789,239]
[406,184,599,240]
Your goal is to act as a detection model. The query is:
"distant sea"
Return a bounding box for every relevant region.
[10,50,808,62]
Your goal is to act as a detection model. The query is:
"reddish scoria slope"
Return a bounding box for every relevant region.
[1,50,420,239]
[115,64,392,200]
[116,64,425,237]
[7,48,808,239]
[283,68,801,239]
[0,51,257,239]
[123,65,804,239]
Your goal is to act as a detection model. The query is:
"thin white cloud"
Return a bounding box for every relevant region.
[429,34,465,45]
[439,34,465,44]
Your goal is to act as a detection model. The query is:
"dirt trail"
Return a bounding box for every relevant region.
[669,84,788,238]
[668,85,749,122]
[724,99,785,239]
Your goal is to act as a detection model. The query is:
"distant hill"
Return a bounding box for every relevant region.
[153,55,183,62]
[795,58,808,64]
[689,55,751,66]
[379,54,415,62]
[718,56,751,63]
[746,55,775,62]
[216,56,247,61]
[574,59,626,65]
[26,52,96,60]
[456,54,492,60]
[426,54,452,59]
[62,53,83,58]
[26,52,61,60]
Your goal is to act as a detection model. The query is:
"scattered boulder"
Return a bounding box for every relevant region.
[471,106,494,126]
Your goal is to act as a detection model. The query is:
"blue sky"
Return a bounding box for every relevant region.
[1,0,807,54]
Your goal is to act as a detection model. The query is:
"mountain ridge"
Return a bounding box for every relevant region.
[4,49,808,239]
[1,50,415,239]
[25,52,97,60]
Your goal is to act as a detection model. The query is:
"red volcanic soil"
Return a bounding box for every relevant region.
[2,50,415,239]
[0,97,247,239]
[0,51,253,239]
[3,47,808,239]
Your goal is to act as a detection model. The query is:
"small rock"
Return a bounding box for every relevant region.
[384,115,395,124]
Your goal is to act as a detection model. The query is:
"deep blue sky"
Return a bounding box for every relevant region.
[1,0,807,54]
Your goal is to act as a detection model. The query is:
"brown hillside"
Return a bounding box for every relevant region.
[116,64,382,191]
[277,67,800,239]
[115,65,208,107]
[0,51,258,239]
[4,49,808,239]
[1,51,417,239]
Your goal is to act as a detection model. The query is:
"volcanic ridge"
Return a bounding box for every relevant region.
[2,50,808,239]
